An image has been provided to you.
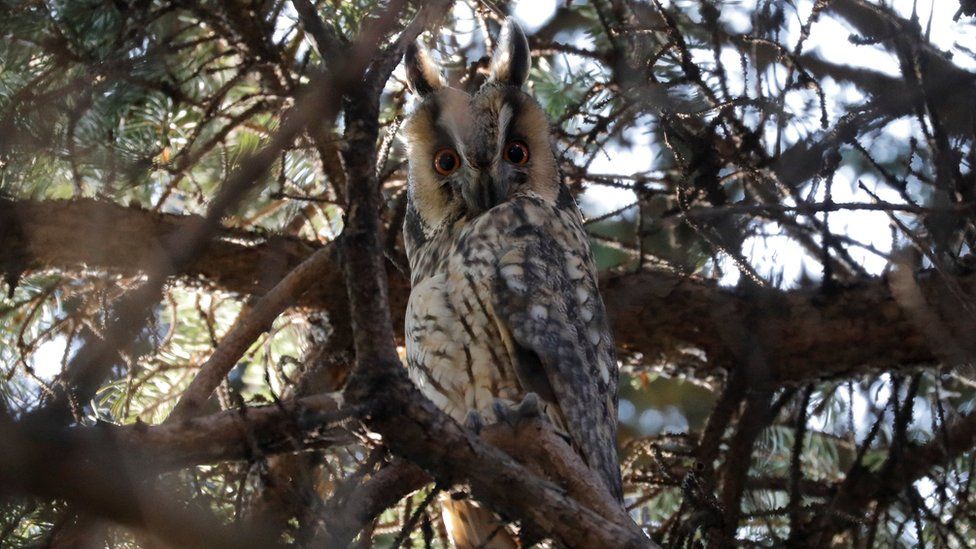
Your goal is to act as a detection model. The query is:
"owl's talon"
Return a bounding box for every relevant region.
[491,393,544,429]
[517,392,542,420]
[492,398,515,427]
[464,409,484,434]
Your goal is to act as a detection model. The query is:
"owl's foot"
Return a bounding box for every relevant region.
[464,409,485,434]
[464,393,544,435]
[492,392,543,428]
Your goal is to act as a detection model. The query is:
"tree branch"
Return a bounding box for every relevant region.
[5,198,975,388]
[803,410,976,545]
[292,0,343,60]
[316,459,431,547]
[69,393,351,472]
[0,414,288,549]
[167,243,342,421]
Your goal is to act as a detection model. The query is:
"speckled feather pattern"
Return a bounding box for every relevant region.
[405,194,622,500]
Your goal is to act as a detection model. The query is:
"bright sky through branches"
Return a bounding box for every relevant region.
[509,0,973,288]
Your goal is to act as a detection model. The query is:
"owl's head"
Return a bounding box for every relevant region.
[401,18,563,242]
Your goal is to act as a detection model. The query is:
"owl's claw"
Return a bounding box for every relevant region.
[492,392,544,428]
[464,409,485,434]
[517,392,541,419]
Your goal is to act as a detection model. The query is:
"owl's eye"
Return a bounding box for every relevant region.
[503,140,529,165]
[433,147,461,176]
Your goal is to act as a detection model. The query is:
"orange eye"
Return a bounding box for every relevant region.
[433,147,460,176]
[503,140,529,165]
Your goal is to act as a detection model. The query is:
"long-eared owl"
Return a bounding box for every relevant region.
[401,17,622,547]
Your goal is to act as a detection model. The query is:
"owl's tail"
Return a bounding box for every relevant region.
[442,496,518,549]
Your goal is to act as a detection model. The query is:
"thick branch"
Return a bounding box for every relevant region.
[0,197,331,306]
[0,415,286,549]
[292,0,343,60]
[72,393,351,472]
[4,198,974,386]
[480,419,635,531]
[349,373,655,548]
[317,459,431,547]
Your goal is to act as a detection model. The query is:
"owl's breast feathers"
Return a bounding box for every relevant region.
[405,194,623,500]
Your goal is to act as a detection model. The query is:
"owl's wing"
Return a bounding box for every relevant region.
[490,205,623,501]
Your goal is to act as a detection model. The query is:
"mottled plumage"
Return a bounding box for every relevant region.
[402,19,621,546]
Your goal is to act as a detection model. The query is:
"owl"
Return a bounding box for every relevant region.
[401,18,622,547]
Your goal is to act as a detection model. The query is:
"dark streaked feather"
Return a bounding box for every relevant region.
[490,199,623,501]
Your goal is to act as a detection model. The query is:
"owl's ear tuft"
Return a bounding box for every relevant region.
[404,42,445,97]
[489,17,531,87]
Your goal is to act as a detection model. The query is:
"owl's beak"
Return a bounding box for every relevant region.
[460,171,509,215]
